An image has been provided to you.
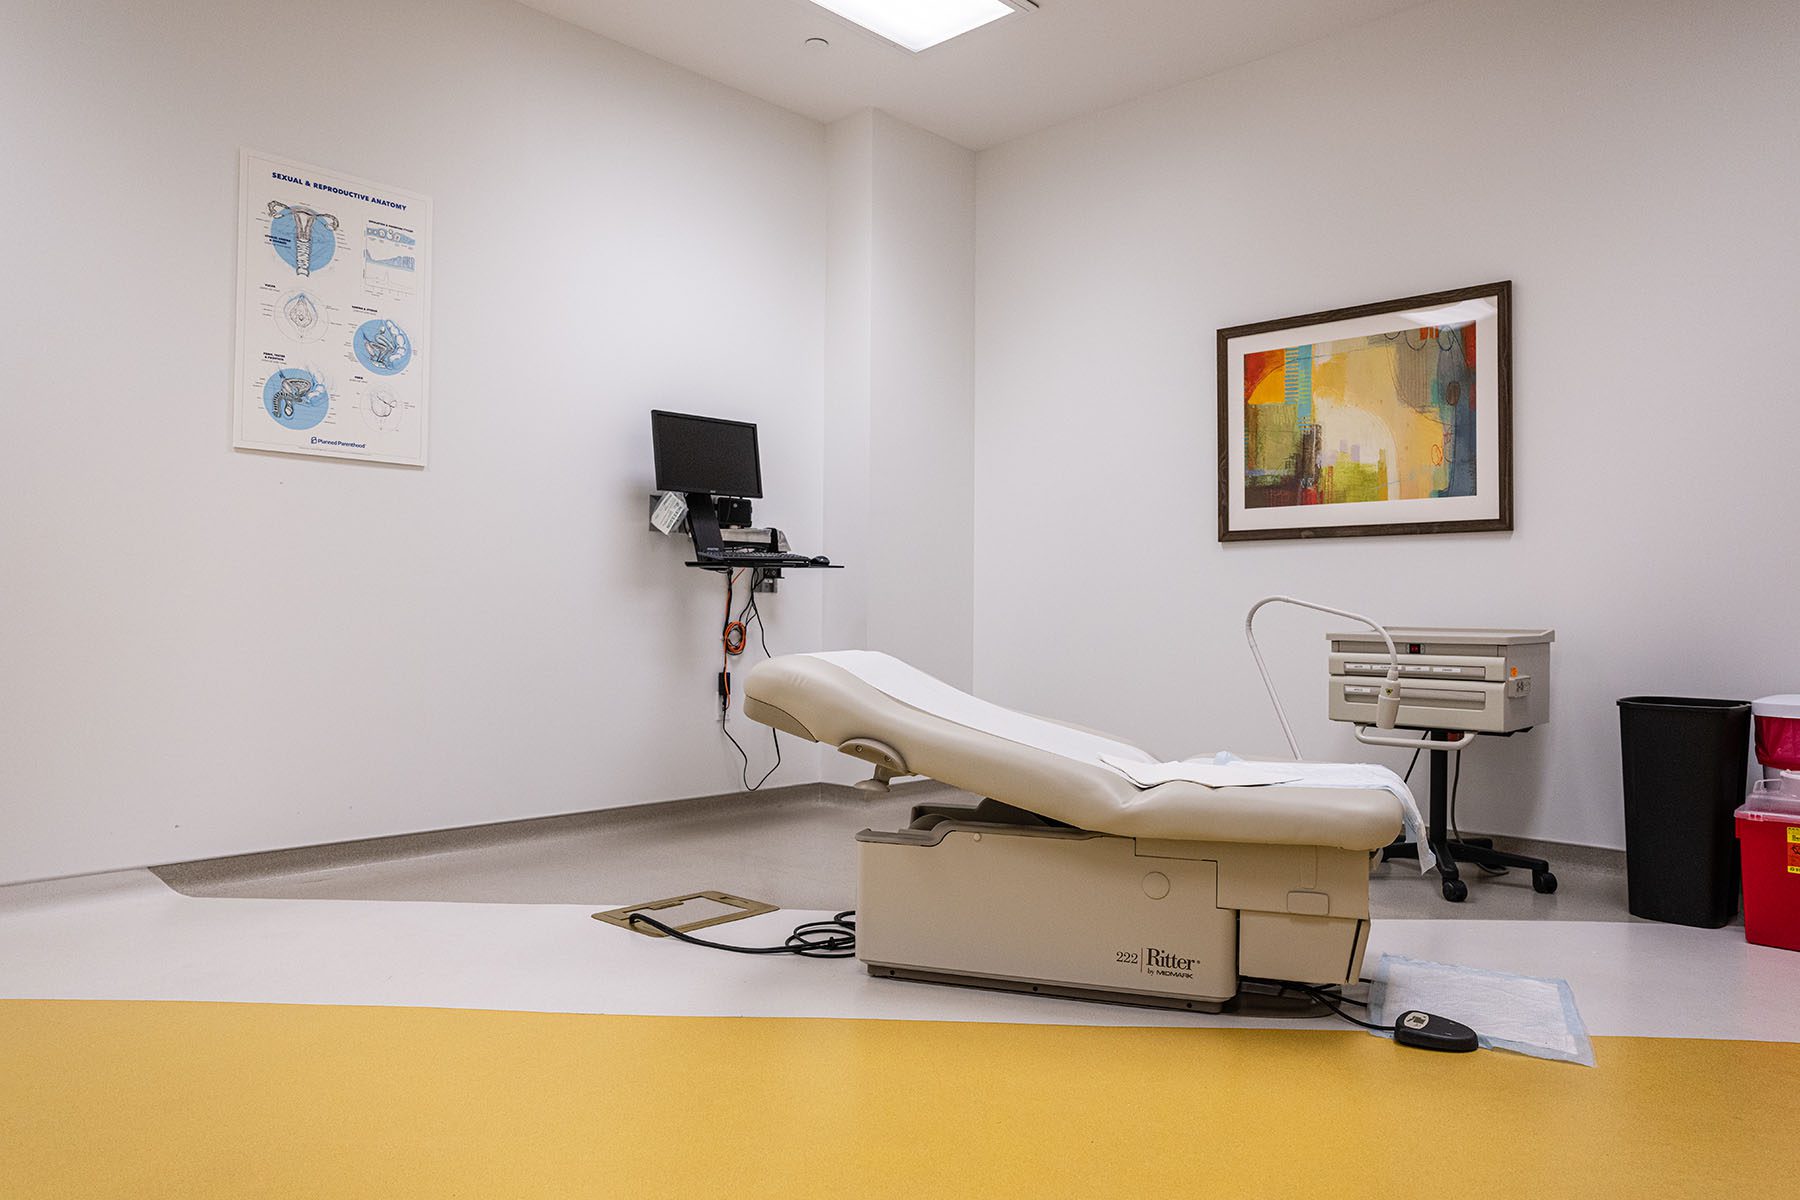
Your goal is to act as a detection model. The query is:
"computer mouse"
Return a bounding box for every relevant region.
[810,555,831,566]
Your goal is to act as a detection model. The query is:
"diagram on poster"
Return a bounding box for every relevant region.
[234,150,432,465]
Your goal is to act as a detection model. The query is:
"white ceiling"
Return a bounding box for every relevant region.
[515,0,1431,150]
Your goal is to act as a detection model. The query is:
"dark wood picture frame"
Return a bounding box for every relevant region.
[1216,280,1512,542]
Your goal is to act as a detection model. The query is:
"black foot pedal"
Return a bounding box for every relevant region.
[1393,1010,1479,1053]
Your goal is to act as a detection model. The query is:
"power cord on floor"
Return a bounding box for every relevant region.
[1244,976,1394,1031]
[1293,984,1394,1031]
[1312,984,1370,1009]
[1272,979,1482,1053]
[629,928,1386,1027]
[627,910,856,958]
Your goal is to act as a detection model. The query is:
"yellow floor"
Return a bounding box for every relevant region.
[1,999,1790,1199]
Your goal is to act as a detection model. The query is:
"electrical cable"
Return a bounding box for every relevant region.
[721,720,778,791]
[734,570,758,627]
[1267,980,1486,1052]
[745,580,772,660]
[1309,984,1371,1010]
[627,909,856,958]
[741,570,781,785]
[1260,985,1396,1036]
[723,567,757,656]
[1449,749,1508,875]
[1450,747,1460,837]
[720,570,743,709]
[719,567,781,792]
[1299,986,1395,1031]
[1242,975,1392,1030]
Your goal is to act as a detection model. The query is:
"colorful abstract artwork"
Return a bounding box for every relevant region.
[1242,323,1477,509]
[1217,282,1511,541]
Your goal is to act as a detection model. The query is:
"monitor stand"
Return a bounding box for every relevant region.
[684,493,723,557]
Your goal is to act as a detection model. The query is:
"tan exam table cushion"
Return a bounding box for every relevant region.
[743,653,1404,852]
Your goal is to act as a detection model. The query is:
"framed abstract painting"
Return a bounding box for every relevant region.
[1217,281,1512,541]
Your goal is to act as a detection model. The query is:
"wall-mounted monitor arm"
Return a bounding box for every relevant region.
[684,492,723,556]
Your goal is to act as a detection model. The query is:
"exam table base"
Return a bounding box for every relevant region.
[866,964,1338,1019]
[856,811,1375,1011]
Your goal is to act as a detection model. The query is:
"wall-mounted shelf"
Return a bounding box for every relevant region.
[684,560,843,573]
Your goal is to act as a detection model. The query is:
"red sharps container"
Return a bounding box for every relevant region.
[1736,778,1800,952]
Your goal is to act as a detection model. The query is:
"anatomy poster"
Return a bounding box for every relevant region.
[233,150,432,465]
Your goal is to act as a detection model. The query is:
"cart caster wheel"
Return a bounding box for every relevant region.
[1533,871,1558,895]
[1442,879,1468,902]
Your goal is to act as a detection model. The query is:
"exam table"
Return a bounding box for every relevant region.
[744,651,1408,1012]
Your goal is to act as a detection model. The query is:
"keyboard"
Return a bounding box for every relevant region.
[700,549,817,565]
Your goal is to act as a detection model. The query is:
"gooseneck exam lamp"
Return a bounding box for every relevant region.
[1245,595,1473,757]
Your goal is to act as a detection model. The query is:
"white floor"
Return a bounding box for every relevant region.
[2,868,1795,1041]
[152,782,1638,922]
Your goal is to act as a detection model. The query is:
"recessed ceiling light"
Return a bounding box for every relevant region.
[806,0,1021,53]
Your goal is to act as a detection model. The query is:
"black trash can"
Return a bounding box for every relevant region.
[1617,697,1752,927]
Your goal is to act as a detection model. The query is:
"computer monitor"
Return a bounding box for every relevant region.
[651,411,763,500]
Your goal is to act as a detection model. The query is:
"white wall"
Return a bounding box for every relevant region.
[825,111,976,689]
[16,0,1773,879]
[819,109,977,784]
[0,0,830,882]
[822,114,876,658]
[867,114,977,692]
[973,0,1800,847]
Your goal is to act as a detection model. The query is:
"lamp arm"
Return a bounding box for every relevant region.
[1245,595,1401,761]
